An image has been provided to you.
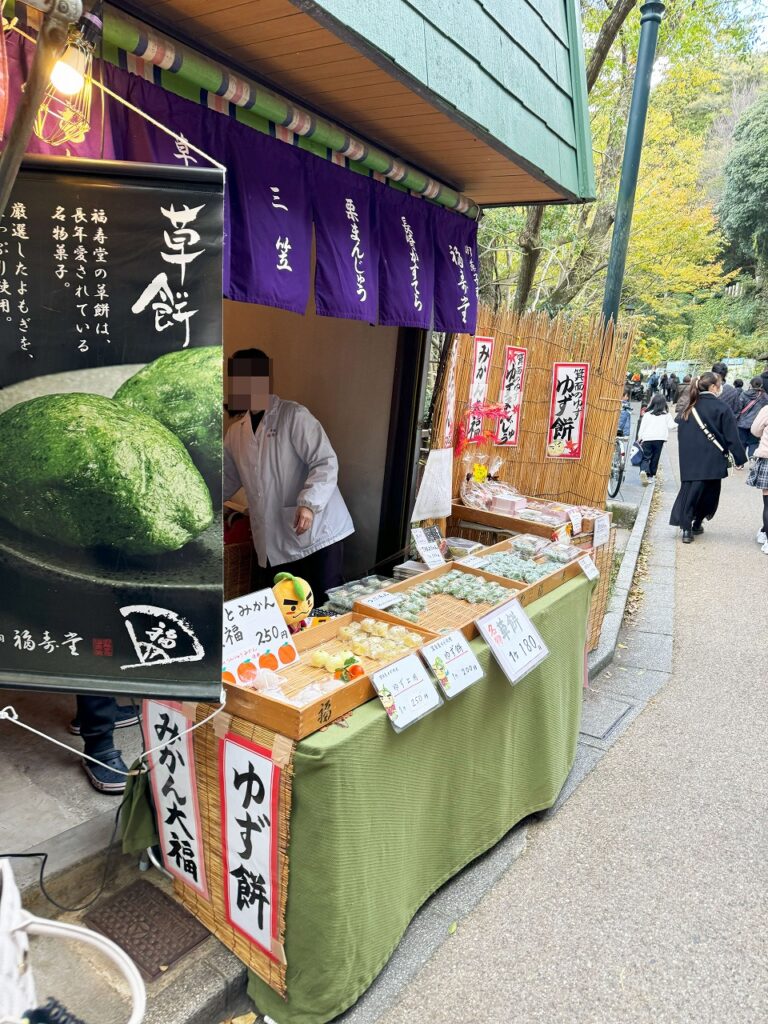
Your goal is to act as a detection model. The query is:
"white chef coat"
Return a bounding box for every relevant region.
[224,395,354,567]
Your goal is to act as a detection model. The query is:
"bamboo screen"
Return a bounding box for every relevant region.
[432,307,635,509]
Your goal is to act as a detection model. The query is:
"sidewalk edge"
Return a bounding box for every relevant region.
[588,481,655,681]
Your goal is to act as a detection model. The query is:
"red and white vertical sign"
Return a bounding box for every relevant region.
[495,345,527,446]
[467,336,494,441]
[142,700,208,899]
[546,362,590,460]
[220,733,281,961]
[442,337,459,448]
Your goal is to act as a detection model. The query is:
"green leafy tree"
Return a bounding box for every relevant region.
[719,93,768,276]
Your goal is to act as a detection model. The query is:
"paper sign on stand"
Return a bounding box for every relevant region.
[568,509,583,535]
[372,653,443,731]
[592,513,610,547]
[411,448,453,522]
[420,630,483,698]
[578,555,600,581]
[411,527,446,569]
[222,588,299,685]
[475,598,549,686]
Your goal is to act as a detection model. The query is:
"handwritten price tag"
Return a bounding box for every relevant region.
[578,555,599,581]
[458,555,484,568]
[360,590,399,611]
[592,513,610,547]
[420,630,484,699]
[372,653,443,732]
[475,598,549,686]
[568,509,583,535]
[411,527,446,569]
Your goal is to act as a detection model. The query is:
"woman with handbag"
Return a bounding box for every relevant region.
[636,393,677,485]
[746,403,768,553]
[670,372,747,543]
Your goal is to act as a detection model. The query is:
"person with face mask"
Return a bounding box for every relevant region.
[224,347,354,603]
[669,372,747,543]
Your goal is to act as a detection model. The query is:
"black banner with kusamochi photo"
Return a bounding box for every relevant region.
[0,157,223,700]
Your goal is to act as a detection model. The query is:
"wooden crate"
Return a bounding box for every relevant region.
[464,536,585,593]
[353,561,525,641]
[224,612,437,739]
[449,501,572,542]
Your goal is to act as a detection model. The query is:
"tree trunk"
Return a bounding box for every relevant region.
[513,206,545,311]
[510,0,639,311]
[586,0,639,92]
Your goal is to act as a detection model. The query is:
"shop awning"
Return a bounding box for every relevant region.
[116,0,595,207]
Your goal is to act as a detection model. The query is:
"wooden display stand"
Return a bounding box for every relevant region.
[223,612,437,740]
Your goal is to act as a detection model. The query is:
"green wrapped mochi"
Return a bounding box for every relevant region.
[114,346,222,486]
[0,393,213,555]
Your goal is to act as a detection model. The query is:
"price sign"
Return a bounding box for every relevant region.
[360,590,399,611]
[458,555,484,569]
[592,513,610,547]
[475,598,549,686]
[568,509,583,535]
[420,630,483,698]
[222,588,298,685]
[372,653,443,731]
[411,527,446,570]
[578,555,600,581]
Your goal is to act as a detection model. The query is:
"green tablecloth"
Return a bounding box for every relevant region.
[248,575,593,1024]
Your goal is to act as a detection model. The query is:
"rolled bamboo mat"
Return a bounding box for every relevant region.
[432,308,635,510]
[173,705,294,997]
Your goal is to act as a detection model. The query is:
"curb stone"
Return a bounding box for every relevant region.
[587,479,656,681]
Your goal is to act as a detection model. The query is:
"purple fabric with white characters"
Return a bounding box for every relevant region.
[310,157,379,323]
[432,206,479,334]
[377,185,434,329]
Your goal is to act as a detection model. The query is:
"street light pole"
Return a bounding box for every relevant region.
[601,1,665,326]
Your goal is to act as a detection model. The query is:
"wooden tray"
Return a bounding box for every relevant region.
[450,501,572,541]
[462,537,585,598]
[353,561,524,641]
[224,613,437,740]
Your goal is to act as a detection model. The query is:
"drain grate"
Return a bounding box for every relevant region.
[84,878,209,981]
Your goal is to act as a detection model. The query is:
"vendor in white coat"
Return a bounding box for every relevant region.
[224,348,354,603]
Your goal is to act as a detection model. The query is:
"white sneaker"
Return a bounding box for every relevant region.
[640,470,649,486]
[762,541,768,555]
[757,530,767,546]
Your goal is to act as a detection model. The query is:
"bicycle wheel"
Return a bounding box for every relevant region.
[607,440,623,498]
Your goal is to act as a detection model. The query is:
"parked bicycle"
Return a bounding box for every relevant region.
[608,435,627,498]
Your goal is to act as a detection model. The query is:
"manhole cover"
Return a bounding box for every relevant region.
[84,878,209,981]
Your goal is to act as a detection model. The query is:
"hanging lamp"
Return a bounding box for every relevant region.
[33,0,101,147]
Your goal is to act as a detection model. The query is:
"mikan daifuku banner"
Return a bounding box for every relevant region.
[4,31,478,333]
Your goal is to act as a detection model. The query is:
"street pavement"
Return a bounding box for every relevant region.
[376,433,768,1024]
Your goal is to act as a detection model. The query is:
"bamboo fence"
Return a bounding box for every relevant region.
[432,307,635,509]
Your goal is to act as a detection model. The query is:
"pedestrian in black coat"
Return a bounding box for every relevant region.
[670,371,747,543]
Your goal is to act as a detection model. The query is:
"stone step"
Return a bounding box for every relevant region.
[17,832,253,1024]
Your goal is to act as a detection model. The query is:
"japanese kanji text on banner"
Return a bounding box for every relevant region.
[467,336,494,441]
[220,733,281,960]
[546,362,590,459]
[0,158,224,700]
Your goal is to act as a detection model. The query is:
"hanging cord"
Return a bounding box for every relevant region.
[10,23,226,172]
[2,790,126,913]
[0,695,226,777]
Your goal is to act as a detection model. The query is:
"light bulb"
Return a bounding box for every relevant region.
[50,46,88,96]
